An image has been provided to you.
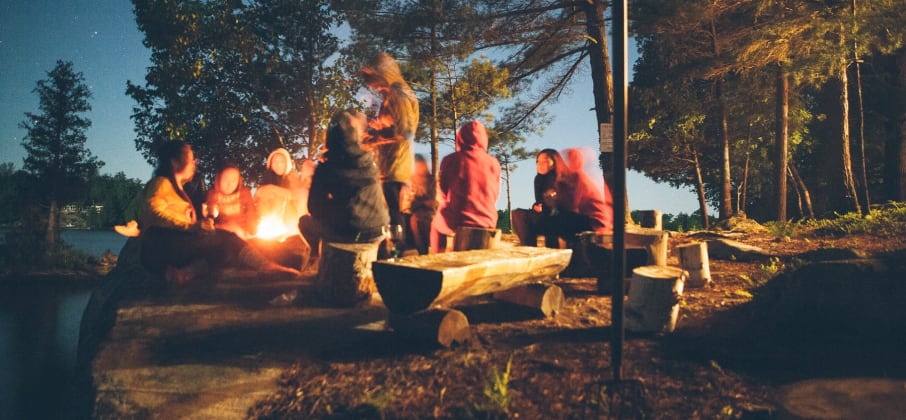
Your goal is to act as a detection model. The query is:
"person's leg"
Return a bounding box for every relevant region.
[511,209,543,246]
[382,182,406,229]
[298,214,321,257]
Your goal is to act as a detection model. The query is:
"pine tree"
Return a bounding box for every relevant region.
[20,60,103,254]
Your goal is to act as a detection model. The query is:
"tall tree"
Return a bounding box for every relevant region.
[20,60,103,253]
[129,0,356,183]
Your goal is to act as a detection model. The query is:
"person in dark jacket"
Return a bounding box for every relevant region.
[511,149,565,246]
[300,110,389,245]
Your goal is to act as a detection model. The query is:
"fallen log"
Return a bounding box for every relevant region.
[492,283,564,317]
[373,246,572,315]
[389,308,471,347]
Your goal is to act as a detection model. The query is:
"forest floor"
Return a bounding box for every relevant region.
[248,228,906,419]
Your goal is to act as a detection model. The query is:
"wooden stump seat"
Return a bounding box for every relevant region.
[453,226,501,251]
[314,241,381,307]
[372,246,572,315]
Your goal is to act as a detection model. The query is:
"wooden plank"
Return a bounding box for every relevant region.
[373,246,572,315]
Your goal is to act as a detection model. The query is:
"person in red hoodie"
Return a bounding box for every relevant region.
[430,120,501,253]
[538,147,613,247]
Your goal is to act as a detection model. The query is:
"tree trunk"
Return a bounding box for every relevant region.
[788,166,804,218]
[789,162,815,219]
[775,64,789,221]
[504,157,513,233]
[583,0,631,224]
[716,78,733,219]
[692,146,710,230]
[46,199,58,255]
[853,61,870,213]
[429,27,440,174]
[738,152,749,215]
[837,64,862,214]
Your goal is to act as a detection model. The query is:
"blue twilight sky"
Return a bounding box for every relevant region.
[0,0,701,215]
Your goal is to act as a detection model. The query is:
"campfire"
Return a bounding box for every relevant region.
[256,214,294,242]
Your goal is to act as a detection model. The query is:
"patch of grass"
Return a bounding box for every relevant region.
[470,355,513,418]
[764,219,801,238]
[805,201,906,237]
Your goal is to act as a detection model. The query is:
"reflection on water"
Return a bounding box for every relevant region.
[0,230,121,420]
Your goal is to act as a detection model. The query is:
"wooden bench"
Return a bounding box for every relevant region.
[373,246,572,346]
[566,227,669,284]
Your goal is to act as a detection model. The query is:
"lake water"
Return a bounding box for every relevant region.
[0,229,127,419]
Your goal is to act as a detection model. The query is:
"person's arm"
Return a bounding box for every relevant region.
[144,177,195,231]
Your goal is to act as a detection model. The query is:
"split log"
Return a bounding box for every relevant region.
[492,283,564,317]
[389,308,471,347]
[626,265,687,333]
[638,210,663,230]
[677,242,712,288]
[373,246,572,315]
[453,227,501,251]
[314,241,380,307]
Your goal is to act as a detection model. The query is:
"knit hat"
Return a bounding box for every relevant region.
[266,148,294,176]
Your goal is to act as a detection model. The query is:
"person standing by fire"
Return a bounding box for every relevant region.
[360,52,419,248]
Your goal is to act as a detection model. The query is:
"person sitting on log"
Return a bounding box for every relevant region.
[204,163,258,240]
[300,110,389,247]
[430,120,501,253]
[511,148,563,246]
[534,147,613,248]
[139,140,300,288]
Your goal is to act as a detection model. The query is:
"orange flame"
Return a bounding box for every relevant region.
[256,215,291,241]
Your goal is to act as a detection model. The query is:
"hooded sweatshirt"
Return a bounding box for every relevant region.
[557,148,613,232]
[434,120,501,233]
[308,111,389,242]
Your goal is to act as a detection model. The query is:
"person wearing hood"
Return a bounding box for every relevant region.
[430,120,501,253]
[360,52,419,241]
[300,110,390,245]
[205,163,258,239]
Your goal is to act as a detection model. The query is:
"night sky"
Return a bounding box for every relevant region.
[0,0,700,214]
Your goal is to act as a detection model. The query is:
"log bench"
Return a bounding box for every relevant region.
[566,227,669,283]
[373,246,572,346]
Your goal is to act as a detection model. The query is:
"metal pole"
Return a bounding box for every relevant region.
[611,0,628,383]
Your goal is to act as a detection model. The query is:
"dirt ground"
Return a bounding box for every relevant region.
[249,230,906,419]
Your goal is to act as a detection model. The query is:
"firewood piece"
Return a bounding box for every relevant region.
[626,265,687,333]
[373,247,572,315]
[389,308,471,347]
[677,242,712,288]
[314,241,380,307]
[492,283,564,317]
[453,227,501,251]
[638,210,663,230]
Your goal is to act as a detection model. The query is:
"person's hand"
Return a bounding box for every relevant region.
[532,202,543,213]
[199,218,216,232]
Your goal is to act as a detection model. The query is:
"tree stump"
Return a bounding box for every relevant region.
[389,308,471,347]
[493,283,564,317]
[626,265,687,333]
[625,227,669,266]
[314,241,380,307]
[638,210,663,230]
[677,242,712,288]
[453,227,501,251]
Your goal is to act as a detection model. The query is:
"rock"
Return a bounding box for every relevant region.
[795,248,868,262]
[713,214,769,234]
[706,239,774,262]
[779,378,906,420]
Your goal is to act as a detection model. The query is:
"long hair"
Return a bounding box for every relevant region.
[153,140,190,178]
[538,148,569,184]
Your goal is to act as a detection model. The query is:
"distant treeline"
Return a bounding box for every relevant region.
[0,163,143,230]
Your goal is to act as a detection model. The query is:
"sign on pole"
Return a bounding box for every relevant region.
[599,123,613,153]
